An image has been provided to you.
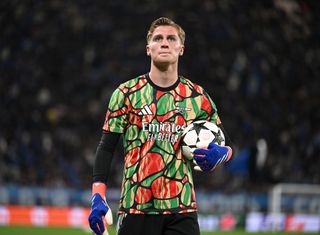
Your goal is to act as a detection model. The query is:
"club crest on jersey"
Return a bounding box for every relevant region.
[175,106,192,114]
[138,105,153,115]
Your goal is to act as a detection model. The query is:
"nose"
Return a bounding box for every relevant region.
[161,39,169,47]
[161,42,169,48]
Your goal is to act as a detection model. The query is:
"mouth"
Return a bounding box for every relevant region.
[159,52,171,55]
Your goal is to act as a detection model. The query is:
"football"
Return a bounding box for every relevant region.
[180,120,225,160]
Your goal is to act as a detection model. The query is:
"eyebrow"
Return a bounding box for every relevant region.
[153,33,178,37]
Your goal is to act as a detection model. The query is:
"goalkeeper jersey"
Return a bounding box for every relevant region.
[103,74,220,214]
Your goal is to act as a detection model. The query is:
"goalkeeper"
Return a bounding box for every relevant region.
[88,17,233,235]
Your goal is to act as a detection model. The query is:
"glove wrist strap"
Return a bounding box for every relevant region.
[226,146,233,161]
[92,182,107,201]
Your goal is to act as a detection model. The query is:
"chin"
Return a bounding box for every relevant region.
[154,60,171,67]
[155,57,176,64]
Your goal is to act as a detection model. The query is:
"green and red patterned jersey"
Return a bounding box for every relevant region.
[103,74,220,214]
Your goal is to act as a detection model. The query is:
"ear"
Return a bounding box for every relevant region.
[179,45,185,56]
[146,45,151,56]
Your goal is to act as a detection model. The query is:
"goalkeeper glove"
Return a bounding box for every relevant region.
[88,183,113,235]
[193,142,232,172]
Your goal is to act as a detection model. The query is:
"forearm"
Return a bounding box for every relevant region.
[89,131,119,234]
[92,131,121,184]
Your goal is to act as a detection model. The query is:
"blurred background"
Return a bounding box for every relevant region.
[1,0,320,233]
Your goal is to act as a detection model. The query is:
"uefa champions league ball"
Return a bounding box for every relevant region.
[180,120,225,160]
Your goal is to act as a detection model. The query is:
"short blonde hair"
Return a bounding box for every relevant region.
[146,17,185,44]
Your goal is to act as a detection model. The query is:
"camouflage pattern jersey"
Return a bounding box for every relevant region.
[103,74,220,215]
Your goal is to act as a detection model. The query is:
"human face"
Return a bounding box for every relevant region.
[146,26,184,65]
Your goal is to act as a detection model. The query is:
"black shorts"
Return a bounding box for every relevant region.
[116,212,200,235]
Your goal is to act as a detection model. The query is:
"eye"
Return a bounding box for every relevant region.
[167,36,177,42]
[153,35,162,42]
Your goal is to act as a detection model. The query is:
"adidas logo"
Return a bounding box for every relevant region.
[138,105,153,115]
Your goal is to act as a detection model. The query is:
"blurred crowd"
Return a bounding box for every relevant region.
[1,0,319,192]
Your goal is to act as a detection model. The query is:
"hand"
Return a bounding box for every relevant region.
[193,142,232,172]
[88,193,113,235]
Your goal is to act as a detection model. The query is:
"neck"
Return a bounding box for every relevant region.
[149,62,179,88]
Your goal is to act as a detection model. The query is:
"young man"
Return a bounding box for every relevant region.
[88,17,233,235]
